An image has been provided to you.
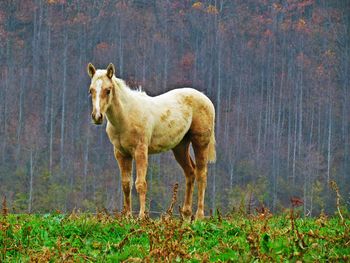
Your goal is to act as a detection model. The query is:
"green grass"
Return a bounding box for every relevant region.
[1,211,349,262]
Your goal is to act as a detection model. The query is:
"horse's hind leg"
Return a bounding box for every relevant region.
[172,137,196,219]
[192,140,210,220]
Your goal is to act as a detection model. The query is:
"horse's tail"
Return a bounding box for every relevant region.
[208,121,216,163]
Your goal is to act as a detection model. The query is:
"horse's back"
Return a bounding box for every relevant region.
[155,87,215,125]
[159,88,214,116]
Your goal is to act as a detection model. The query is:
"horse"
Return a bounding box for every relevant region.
[87,63,216,219]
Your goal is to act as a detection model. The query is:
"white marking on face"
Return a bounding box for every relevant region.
[95,79,102,115]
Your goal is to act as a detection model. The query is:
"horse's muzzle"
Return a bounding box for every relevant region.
[92,112,103,125]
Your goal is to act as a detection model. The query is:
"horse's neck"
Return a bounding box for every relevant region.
[106,78,133,131]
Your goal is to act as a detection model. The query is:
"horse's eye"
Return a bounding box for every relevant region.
[106,89,111,95]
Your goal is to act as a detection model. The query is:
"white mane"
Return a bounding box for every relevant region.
[114,77,147,97]
[94,70,147,96]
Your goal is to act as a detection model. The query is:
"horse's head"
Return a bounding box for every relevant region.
[87,63,115,125]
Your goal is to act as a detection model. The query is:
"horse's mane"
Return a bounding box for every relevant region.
[114,77,148,97]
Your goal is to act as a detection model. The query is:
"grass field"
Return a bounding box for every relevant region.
[1,207,349,262]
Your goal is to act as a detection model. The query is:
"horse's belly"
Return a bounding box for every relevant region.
[149,120,191,154]
[149,133,186,153]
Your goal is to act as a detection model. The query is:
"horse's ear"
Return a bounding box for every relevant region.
[87,63,96,78]
[106,63,115,79]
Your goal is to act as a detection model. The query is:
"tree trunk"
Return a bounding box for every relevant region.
[44,7,52,129]
[28,150,34,213]
[83,125,90,199]
[327,100,332,184]
[60,28,68,173]
[16,68,26,159]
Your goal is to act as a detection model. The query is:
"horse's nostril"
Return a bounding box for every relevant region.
[92,112,103,124]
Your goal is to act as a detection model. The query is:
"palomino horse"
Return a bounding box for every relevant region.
[87,63,216,219]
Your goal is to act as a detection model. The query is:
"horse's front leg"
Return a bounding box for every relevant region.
[134,143,148,218]
[114,148,133,217]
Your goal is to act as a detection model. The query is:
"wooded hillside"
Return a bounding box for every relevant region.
[0,0,349,215]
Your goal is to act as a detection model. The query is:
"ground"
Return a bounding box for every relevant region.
[1,208,349,262]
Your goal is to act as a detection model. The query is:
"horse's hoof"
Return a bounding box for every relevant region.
[181,207,192,221]
[195,211,205,220]
[126,213,132,218]
[138,212,146,219]
[121,209,132,218]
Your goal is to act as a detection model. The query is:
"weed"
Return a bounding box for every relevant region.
[2,196,8,217]
[330,180,344,223]
[166,183,179,218]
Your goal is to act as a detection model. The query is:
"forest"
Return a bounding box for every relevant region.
[0,0,349,216]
